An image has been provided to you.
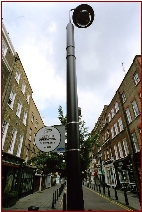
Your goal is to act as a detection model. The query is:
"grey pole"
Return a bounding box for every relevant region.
[66,22,84,210]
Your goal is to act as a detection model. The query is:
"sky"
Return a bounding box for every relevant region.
[2,1,141,133]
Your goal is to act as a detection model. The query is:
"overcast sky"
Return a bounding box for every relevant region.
[2,2,141,132]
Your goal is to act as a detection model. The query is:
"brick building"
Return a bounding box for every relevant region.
[2,21,45,203]
[89,55,141,194]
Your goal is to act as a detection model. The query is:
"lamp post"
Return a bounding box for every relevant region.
[66,4,94,210]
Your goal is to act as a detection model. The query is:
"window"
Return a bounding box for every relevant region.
[8,91,16,109]
[132,100,140,117]
[131,132,140,152]
[106,149,110,159]
[22,83,26,94]
[108,113,111,122]
[27,94,30,104]
[118,142,123,158]
[133,72,140,85]
[118,117,124,132]
[114,123,119,135]
[16,135,23,157]
[25,150,28,163]
[125,108,132,124]
[2,38,8,56]
[122,92,126,103]
[16,103,22,118]
[15,71,20,84]
[111,108,115,118]
[31,113,34,123]
[23,111,28,126]
[2,121,9,149]
[8,129,17,154]
[114,145,119,160]
[123,139,129,156]
[115,102,119,113]
[35,119,38,128]
[29,128,32,141]
[111,126,114,138]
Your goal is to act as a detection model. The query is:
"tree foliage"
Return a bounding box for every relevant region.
[27,105,98,179]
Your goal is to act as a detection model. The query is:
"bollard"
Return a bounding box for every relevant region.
[124,189,129,205]
[99,185,101,193]
[52,193,55,209]
[57,189,59,200]
[103,184,105,195]
[55,190,57,204]
[114,187,118,200]
[63,193,66,211]
[108,186,110,197]
[28,206,39,211]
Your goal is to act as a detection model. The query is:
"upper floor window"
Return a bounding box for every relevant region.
[2,121,9,149]
[111,108,115,118]
[27,94,30,104]
[23,111,28,126]
[115,102,119,113]
[118,142,123,158]
[132,100,140,117]
[111,126,114,139]
[2,38,8,56]
[31,113,34,123]
[8,91,16,109]
[122,139,129,156]
[121,92,126,103]
[15,71,20,84]
[114,145,119,160]
[133,72,140,85]
[8,128,17,154]
[16,135,24,157]
[131,132,140,152]
[29,128,32,141]
[108,113,111,122]
[35,119,38,128]
[22,83,26,94]
[125,108,132,124]
[16,102,22,118]
[114,123,119,135]
[118,117,124,132]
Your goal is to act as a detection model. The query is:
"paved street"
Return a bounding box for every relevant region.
[2,184,140,211]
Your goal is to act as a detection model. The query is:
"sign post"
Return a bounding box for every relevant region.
[35,125,65,153]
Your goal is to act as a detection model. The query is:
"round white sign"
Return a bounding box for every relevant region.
[35,126,61,152]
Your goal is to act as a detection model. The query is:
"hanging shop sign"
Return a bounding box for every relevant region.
[35,125,65,153]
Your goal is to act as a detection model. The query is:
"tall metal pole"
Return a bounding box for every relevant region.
[66,22,84,210]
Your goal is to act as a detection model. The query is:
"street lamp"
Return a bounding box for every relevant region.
[66,4,94,210]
